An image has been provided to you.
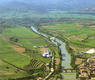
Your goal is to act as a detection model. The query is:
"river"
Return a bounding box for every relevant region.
[31,26,72,80]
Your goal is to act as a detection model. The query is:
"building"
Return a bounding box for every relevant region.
[40,48,50,58]
[79,66,89,78]
[78,58,95,79]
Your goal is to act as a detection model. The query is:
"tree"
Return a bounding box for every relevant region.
[9,37,19,42]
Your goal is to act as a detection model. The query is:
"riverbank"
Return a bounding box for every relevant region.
[31,26,77,80]
[31,26,62,79]
[36,26,79,80]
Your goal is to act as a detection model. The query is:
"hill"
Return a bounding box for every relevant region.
[0,0,95,12]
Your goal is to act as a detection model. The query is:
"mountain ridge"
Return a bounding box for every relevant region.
[0,0,95,12]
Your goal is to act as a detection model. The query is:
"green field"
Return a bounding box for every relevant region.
[3,27,39,38]
[19,38,47,48]
[1,11,95,20]
[0,27,52,79]
[0,35,31,79]
[0,60,30,80]
[1,10,95,80]
[0,37,30,67]
[41,23,95,52]
[2,27,48,48]
[62,73,77,80]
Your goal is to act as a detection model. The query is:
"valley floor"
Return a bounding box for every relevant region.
[0,27,61,80]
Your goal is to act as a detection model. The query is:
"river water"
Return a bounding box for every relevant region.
[31,26,72,79]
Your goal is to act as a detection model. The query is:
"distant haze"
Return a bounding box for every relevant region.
[0,0,95,12]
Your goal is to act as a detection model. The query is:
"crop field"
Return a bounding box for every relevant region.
[1,10,95,79]
[2,27,48,48]
[0,60,30,80]
[0,37,30,67]
[0,36,31,79]
[1,11,95,20]
[0,27,52,79]
[62,73,77,80]
[41,23,95,52]
[19,38,47,48]
[3,27,39,38]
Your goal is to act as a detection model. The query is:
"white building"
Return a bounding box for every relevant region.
[40,48,50,58]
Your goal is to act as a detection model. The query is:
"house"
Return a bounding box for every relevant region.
[79,67,89,78]
[78,57,95,79]
[78,64,90,78]
[40,48,50,58]
[79,72,89,78]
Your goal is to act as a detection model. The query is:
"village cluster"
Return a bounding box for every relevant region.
[77,57,95,80]
[75,48,95,80]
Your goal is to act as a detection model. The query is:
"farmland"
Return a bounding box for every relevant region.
[1,10,95,80]
[0,27,56,79]
[39,19,95,80]
[0,34,31,79]
[2,27,39,38]
[41,22,95,52]
[1,0,95,79]
[1,11,95,19]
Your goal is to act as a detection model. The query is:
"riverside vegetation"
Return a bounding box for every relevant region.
[0,10,95,80]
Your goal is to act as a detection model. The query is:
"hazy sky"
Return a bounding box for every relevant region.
[0,0,95,11]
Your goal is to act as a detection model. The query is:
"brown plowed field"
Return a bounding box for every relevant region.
[12,45,25,53]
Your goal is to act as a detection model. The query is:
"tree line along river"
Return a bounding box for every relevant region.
[31,26,72,80]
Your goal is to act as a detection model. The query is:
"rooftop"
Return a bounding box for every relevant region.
[40,48,49,51]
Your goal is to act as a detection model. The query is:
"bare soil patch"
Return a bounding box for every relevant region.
[70,46,77,51]
[76,24,84,28]
[55,58,60,66]
[0,59,2,63]
[75,58,83,65]
[89,26,95,29]
[89,36,95,39]
[4,72,14,76]
[20,37,41,40]
[69,35,84,41]
[0,34,9,42]
[12,45,25,53]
